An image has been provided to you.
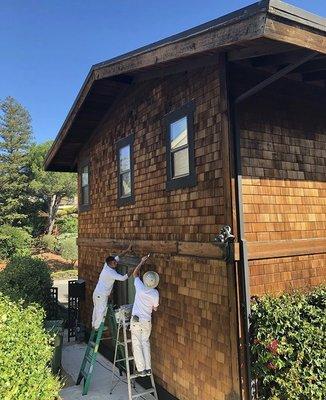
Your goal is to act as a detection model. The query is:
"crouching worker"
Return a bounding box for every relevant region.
[131,255,159,377]
[92,243,132,330]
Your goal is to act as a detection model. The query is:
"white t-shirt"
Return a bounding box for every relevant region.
[94,263,128,296]
[132,277,159,322]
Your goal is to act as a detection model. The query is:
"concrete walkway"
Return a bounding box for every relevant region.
[60,337,153,400]
[53,279,69,307]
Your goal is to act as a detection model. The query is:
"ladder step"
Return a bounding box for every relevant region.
[116,356,134,362]
[132,388,155,398]
[116,339,132,345]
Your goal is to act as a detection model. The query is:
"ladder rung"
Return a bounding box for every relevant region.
[132,389,155,398]
[116,356,134,362]
[116,339,132,345]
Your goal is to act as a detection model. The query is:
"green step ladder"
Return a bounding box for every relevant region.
[76,303,120,395]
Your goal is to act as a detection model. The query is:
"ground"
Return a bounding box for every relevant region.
[37,251,78,280]
[60,333,154,400]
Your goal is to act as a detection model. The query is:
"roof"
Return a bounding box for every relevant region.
[45,0,326,172]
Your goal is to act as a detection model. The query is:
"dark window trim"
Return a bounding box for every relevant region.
[116,134,135,207]
[164,101,196,191]
[78,158,91,212]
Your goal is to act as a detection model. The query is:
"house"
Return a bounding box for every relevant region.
[45,1,326,399]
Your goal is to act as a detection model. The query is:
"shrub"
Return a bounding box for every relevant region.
[0,294,61,399]
[0,225,32,260]
[251,286,326,400]
[56,234,78,261]
[0,256,53,309]
[56,214,78,234]
[39,234,57,252]
[56,205,77,217]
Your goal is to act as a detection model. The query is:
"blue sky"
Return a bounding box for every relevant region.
[1,0,325,143]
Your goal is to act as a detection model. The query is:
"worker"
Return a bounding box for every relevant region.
[130,255,159,377]
[92,243,132,330]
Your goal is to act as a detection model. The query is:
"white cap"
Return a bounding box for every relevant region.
[114,256,120,263]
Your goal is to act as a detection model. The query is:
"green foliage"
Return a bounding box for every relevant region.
[56,234,78,261]
[0,96,33,225]
[0,256,53,309]
[57,205,77,217]
[26,141,77,234]
[39,234,57,252]
[0,294,61,400]
[56,214,78,234]
[0,225,32,260]
[251,286,326,400]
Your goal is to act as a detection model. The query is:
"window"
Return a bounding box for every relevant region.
[165,101,196,190]
[79,161,90,212]
[117,134,134,206]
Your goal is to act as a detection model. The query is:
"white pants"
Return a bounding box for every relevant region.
[92,292,108,329]
[130,320,152,371]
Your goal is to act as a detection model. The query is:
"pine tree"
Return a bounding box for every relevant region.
[0,96,33,225]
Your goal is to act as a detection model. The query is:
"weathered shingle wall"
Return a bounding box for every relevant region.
[77,64,240,400]
[79,65,225,242]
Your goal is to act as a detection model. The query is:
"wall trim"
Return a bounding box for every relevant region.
[77,237,326,261]
[246,237,326,260]
[77,237,225,259]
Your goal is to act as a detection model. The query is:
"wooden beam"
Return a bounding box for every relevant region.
[228,42,295,61]
[96,13,266,81]
[264,17,326,55]
[251,48,310,67]
[178,242,224,259]
[134,55,219,82]
[247,238,326,260]
[77,237,226,259]
[77,237,178,255]
[235,51,316,103]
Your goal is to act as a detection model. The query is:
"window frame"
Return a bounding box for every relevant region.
[164,101,196,191]
[79,158,91,212]
[116,134,135,207]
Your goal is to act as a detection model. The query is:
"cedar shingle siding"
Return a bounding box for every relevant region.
[77,64,240,399]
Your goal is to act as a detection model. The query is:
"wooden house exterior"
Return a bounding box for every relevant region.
[46,1,326,399]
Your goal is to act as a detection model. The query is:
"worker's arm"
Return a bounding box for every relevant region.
[153,293,159,312]
[133,255,150,277]
[118,242,132,258]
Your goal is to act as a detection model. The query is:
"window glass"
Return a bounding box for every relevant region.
[81,165,89,187]
[121,172,131,197]
[82,185,89,205]
[170,117,188,150]
[165,102,196,191]
[119,145,130,172]
[173,147,189,177]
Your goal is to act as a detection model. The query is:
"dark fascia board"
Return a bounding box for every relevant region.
[44,0,325,172]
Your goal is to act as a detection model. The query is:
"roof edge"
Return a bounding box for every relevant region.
[268,0,326,32]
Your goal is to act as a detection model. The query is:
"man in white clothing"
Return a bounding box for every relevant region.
[131,257,159,377]
[92,244,132,330]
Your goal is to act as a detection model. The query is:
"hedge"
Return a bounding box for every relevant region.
[0,294,61,399]
[0,225,32,260]
[0,256,53,310]
[251,286,326,400]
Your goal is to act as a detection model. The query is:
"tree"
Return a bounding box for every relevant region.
[0,96,33,225]
[27,141,77,234]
